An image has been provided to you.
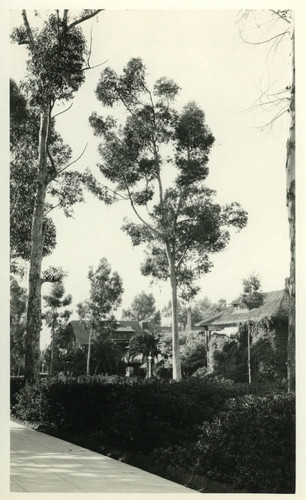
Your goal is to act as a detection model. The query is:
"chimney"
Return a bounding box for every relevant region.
[187,308,192,332]
[219,299,227,309]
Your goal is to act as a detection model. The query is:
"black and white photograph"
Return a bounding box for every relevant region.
[4,2,303,497]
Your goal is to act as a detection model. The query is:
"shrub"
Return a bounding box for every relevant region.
[10,377,25,407]
[12,376,223,450]
[194,393,295,493]
[212,318,288,384]
[11,375,285,448]
[11,376,293,492]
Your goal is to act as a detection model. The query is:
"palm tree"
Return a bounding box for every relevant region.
[128,330,159,377]
[91,336,124,375]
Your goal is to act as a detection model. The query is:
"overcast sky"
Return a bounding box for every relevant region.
[10,9,292,347]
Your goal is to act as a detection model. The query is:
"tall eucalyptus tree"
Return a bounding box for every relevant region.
[11,9,104,381]
[90,58,248,379]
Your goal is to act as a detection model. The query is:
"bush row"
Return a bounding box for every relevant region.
[151,393,295,493]
[11,375,294,492]
[12,375,253,450]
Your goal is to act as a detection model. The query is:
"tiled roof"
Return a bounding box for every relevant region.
[116,326,136,332]
[195,310,225,327]
[69,320,90,345]
[199,290,288,328]
[68,320,145,346]
[117,320,142,332]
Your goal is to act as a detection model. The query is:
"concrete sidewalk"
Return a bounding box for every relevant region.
[10,420,197,493]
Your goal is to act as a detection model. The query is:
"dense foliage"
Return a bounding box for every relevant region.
[76,258,124,375]
[11,376,293,492]
[123,291,161,324]
[194,394,295,492]
[162,297,226,328]
[77,258,123,331]
[156,330,208,377]
[212,318,288,383]
[240,273,264,310]
[10,79,57,261]
[10,277,27,376]
[43,281,72,375]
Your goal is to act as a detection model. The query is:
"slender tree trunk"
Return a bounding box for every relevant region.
[87,330,92,375]
[24,107,50,383]
[147,352,152,378]
[167,246,182,380]
[247,318,252,384]
[287,29,295,393]
[50,331,54,375]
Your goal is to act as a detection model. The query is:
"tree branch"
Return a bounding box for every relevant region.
[176,236,193,269]
[47,146,57,180]
[239,30,289,45]
[86,25,93,68]
[44,202,61,216]
[17,40,30,45]
[125,181,160,238]
[270,10,292,24]
[21,10,35,47]
[46,105,57,182]
[56,143,88,175]
[68,10,104,29]
[176,247,190,271]
[41,275,62,284]
[52,103,73,119]
[82,60,109,71]
[257,107,289,129]
[103,185,128,201]
[89,176,129,201]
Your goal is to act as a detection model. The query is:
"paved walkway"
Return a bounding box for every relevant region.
[10,421,197,493]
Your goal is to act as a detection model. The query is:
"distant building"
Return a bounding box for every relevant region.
[195,289,289,373]
[196,289,289,339]
[65,319,158,349]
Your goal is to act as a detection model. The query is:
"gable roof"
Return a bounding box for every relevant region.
[117,320,142,332]
[68,320,90,345]
[198,290,288,328]
[67,319,148,346]
[195,310,225,327]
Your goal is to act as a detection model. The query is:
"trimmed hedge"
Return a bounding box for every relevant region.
[11,375,294,492]
[193,393,295,493]
[12,375,256,451]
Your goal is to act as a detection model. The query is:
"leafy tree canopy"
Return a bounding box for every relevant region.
[10,79,56,260]
[77,257,124,334]
[10,78,111,262]
[11,11,86,107]
[240,273,264,311]
[42,280,72,374]
[157,330,207,377]
[163,297,226,327]
[90,58,248,301]
[122,291,161,324]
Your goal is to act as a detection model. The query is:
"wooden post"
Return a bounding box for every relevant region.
[87,329,92,376]
[247,318,251,384]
